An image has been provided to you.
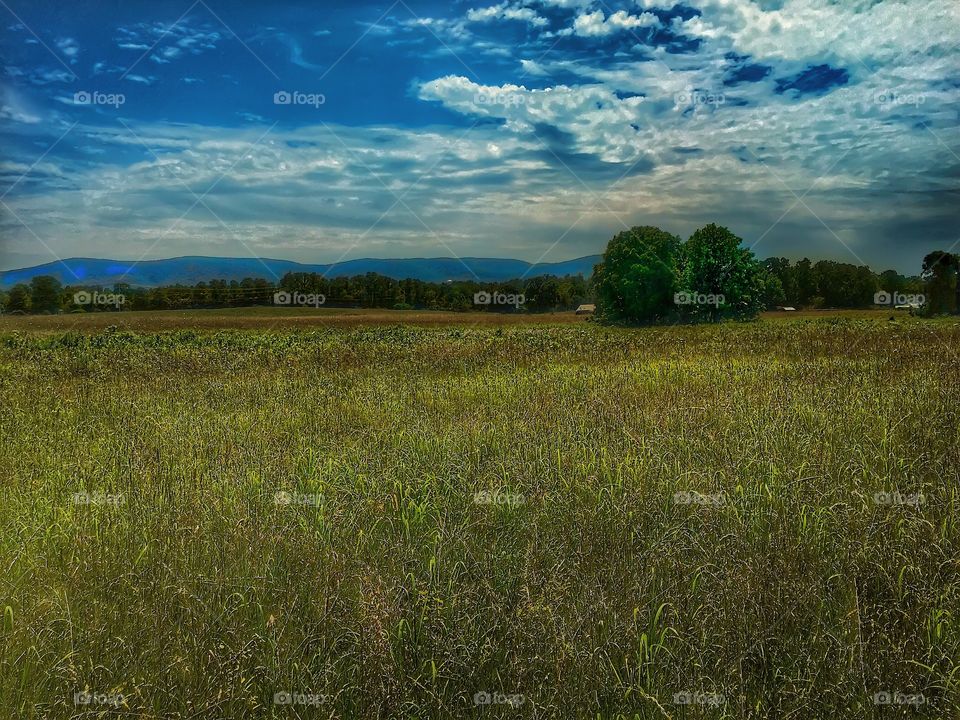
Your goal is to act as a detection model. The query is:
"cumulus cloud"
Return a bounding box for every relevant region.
[412,1,958,268]
[570,9,660,37]
[419,75,653,164]
[467,3,549,27]
[678,0,959,66]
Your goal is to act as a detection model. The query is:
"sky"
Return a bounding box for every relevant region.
[0,0,957,274]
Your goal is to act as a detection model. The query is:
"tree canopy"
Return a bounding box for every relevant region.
[680,224,767,321]
[592,226,683,324]
[594,224,767,324]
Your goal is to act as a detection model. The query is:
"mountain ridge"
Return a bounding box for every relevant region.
[0,254,602,289]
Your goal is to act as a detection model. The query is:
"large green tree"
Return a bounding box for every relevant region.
[524,275,563,310]
[921,251,957,315]
[763,257,796,303]
[793,258,817,306]
[878,269,908,296]
[680,224,767,321]
[5,284,31,312]
[811,261,878,308]
[762,273,786,309]
[29,275,63,313]
[593,226,682,324]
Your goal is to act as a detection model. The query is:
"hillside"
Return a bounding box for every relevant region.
[0,255,602,289]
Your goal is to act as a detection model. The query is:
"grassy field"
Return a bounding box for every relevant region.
[0,306,590,333]
[0,316,958,718]
[0,306,906,333]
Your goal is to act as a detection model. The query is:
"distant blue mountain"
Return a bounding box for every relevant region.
[0,255,602,289]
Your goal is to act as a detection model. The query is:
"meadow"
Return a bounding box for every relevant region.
[0,313,958,718]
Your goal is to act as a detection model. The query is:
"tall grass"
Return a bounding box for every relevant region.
[0,319,957,718]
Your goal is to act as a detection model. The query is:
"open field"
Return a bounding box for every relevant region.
[0,307,588,333]
[0,306,915,333]
[1,319,959,718]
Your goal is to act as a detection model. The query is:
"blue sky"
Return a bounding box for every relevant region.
[0,0,957,274]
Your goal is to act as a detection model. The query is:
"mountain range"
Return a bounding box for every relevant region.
[0,255,602,289]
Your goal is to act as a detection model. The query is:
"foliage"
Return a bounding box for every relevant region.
[921,251,958,315]
[4,284,30,312]
[680,223,768,321]
[594,224,767,324]
[592,225,683,324]
[0,272,591,315]
[28,275,62,313]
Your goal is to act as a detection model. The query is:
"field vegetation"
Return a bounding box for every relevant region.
[1,316,958,718]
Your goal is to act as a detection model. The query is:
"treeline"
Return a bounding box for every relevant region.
[2,241,958,317]
[762,251,960,312]
[0,272,591,313]
[593,223,959,325]
[278,272,589,311]
[762,258,923,308]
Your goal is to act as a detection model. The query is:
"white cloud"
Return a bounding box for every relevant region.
[421,74,670,164]
[356,21,396,36]
[416,52,955,263]
[678,0,960,66]
[467,3,548,27]
[519,58,550,76]
[56,37,79,58]
[92,61,124,75]
[114,20,221,62]
[571,9,659,37]
[533,0,592,7]
[0,86,42,124]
